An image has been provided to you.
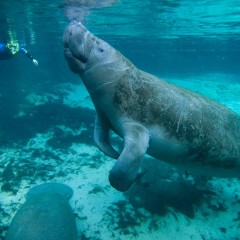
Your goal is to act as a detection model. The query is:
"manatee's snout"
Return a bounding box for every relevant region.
[64,22,89,73]
[64,21,87,45]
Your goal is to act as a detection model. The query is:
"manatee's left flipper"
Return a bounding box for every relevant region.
[109,123,149,191]
[94,110,120,159]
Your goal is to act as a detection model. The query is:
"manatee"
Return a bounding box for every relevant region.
[5,183,78,240]
[63,22,240,192]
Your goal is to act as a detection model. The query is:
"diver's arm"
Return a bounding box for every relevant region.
[19,48,38,66]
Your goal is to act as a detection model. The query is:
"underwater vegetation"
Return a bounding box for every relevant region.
[0,100,95,146]
[82,158,229,238]
[0,204,9,239]
[0,90,97,194]
[0,79,239,239]
[126,158,213,219]
[104,200,145,237]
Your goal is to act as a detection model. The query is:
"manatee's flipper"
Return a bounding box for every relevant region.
[94,111,120,159]
[26,183,73,200]
[109,123,149,191]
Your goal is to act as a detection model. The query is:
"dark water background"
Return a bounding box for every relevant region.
[1,0,240,81]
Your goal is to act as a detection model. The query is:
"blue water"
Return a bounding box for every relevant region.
[0,1,240,239]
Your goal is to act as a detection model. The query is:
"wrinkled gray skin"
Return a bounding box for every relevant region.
[64,22,240,192]
[6,183,78,240]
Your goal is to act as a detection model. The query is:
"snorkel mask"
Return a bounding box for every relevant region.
[6,42,19,54]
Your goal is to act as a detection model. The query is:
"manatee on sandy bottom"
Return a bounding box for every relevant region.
[64,22,240,192]
[5,183,78,240]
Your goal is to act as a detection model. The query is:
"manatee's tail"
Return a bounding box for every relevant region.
[26,182,73,200]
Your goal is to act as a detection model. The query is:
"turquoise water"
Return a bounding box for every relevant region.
[0,1,240,239]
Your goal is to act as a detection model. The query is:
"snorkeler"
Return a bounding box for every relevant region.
[0,42,38,66]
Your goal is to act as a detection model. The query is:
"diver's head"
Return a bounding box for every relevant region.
[6,42,19,54]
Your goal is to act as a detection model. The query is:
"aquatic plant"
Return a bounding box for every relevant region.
[88,185,106,195]
[233,211,240,224]
[46,125,95,150]
[0,157,56,194]
[103,200,148,237]
[0,225,8,240]
[0,100,95,147]
[126,158,216,219]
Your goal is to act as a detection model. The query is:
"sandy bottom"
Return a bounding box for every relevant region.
[0,73,240,240]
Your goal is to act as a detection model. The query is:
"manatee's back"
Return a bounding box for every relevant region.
[6,183,78,240]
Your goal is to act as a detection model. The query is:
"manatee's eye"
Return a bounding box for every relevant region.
[99,48,104,52]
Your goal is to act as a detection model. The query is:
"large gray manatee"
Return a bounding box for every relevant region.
[5,183,78,240]
[64,22,240,192]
